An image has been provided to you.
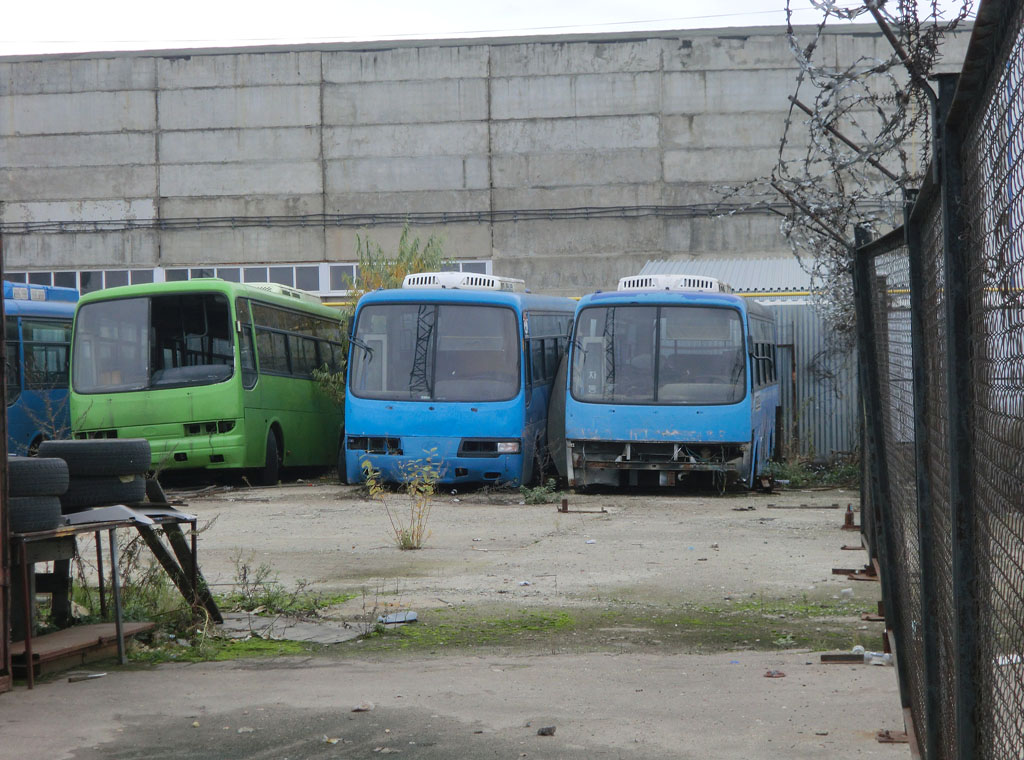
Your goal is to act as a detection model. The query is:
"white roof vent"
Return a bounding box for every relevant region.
[402,271,526,292]
[617,273,731,293]
[249,282,321,304]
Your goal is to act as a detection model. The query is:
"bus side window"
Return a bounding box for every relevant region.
[236,299,258,389]
[531,340,545,384]
[5,316,21,404]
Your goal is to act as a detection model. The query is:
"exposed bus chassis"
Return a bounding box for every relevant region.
[566,439,750,488]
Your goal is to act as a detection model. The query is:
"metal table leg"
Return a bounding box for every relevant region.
[19,540,34,690]
[95,530,107,618]
[107,528,126,666]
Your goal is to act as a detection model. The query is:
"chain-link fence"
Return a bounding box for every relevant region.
[855,1,1024,756]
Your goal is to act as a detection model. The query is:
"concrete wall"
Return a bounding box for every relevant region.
[0,26,969,295]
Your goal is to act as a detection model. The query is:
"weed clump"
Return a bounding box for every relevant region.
[520,478,560,504]
[363,455,440,550]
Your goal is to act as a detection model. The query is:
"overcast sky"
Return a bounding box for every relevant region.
[1,0,975,57]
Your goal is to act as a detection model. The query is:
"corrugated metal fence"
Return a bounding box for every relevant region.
[854,1,1024,755]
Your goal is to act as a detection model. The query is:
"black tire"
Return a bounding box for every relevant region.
[38,439,152,477]
[8,456,69,497]
[9,496,63,533]
[59,475,148,513]
[256,432,280,486]
[337,445,348,485]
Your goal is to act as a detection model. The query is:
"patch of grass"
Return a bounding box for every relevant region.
[335,598,876,657]
[220,552,357,615]
[769,458,860,489]
[520,478,560,504]
[130,635,319,664]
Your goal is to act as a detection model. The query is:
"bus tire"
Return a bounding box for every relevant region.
[8,456,69,497]
[257,432,280,486]
[337,446,348,485]
[9,496,64,534]
[37,439,152,477]
[59,475,148,513]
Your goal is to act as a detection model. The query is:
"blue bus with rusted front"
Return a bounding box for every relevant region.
[4,281,79,454]
[344,272,575,486]
[563,273,779,490]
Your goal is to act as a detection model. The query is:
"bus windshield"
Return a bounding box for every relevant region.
[73,293,235,393]
[350,303,520,401]
[571,304,746,405]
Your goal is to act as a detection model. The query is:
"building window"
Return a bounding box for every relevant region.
[80,271,103,293]
[105,270,129,288]
[295,266,319,291]
[54,272,77,289]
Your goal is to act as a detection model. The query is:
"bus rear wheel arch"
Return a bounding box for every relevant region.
[256,427,282,486]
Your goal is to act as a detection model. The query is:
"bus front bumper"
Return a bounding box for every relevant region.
[567,439,749,487]
[76,423,249,471]
[345,435,524,486]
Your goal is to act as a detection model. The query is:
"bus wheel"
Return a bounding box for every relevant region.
[337,446,348,485]
[258,432,281,486]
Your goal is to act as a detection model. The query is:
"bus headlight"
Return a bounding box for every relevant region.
[496,441,521,454]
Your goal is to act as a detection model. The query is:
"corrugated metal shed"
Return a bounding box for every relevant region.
[640,257,813,293]
[639,258,858,460]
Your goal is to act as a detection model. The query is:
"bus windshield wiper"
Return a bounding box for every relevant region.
[349,336,375,360]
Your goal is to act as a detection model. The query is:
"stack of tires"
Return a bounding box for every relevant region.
[7,456,69,533]
[36,439,151,514]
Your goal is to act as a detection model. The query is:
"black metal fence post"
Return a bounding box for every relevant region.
[935,71,981,760]
[905,189,941,760]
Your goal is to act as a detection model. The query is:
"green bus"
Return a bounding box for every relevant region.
[69,279,345,484]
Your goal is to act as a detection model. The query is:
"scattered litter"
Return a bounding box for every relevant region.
[840,588,854,598]
[851,645,866,655]
[323,736,340,744]
[473,538,482,542]
[864,651,893,666]
[452,498,461,503]
[67,672,106,683]
[537,726,556,736]
[732,505,756,512]
[378,611,418,625]
[191,721,201,728]
[353,702,375,712]
[585,539,596,544]
[815,731,829,736]
[710,543,719,550]
[518,580,531,586]
[729,660,740,665]
[237,727,255,734]
[764,670,786,678]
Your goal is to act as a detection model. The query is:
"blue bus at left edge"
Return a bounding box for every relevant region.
[4,281,79,455]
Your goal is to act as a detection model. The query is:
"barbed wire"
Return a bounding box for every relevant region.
[722,0,973,348]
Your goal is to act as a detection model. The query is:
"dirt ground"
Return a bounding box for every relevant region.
[1,480,913,760]
[181,480,873,618]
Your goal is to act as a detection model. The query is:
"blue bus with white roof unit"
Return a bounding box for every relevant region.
[4,281,79,455]
[344,271,576,486]
[562,273,779,490]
